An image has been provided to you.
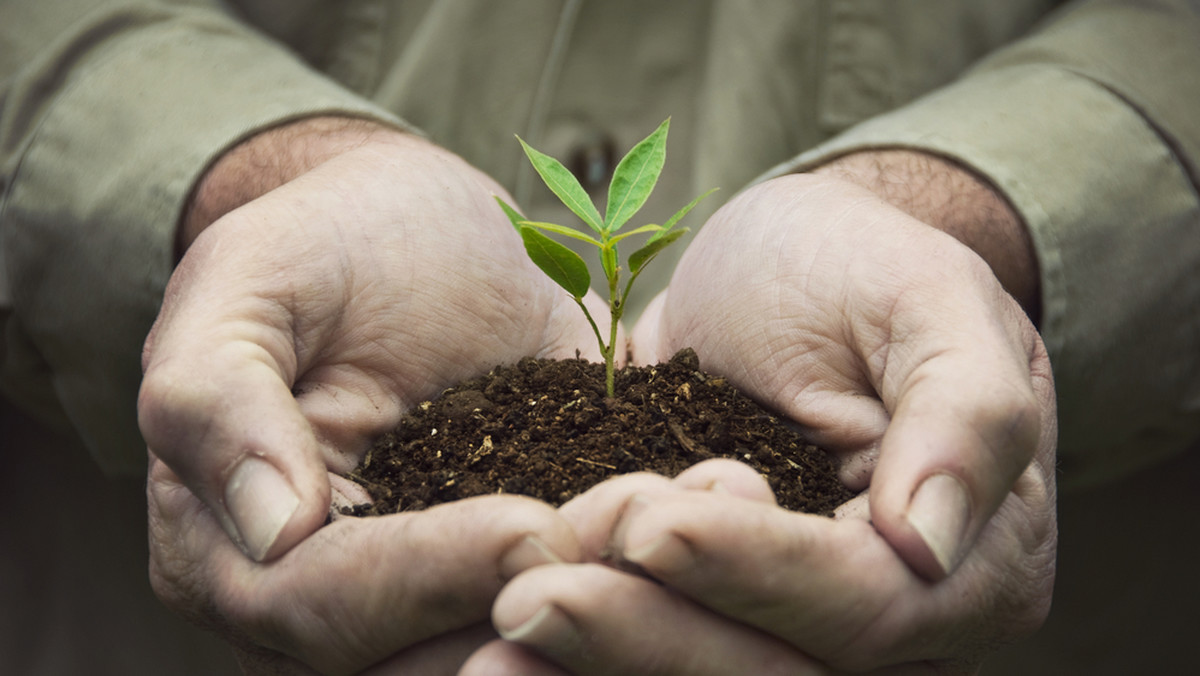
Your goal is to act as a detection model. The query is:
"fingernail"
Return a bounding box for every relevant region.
[500,535,565,581]
[906,473,971,577]
[500,604,580,650]
[224,457,300,561]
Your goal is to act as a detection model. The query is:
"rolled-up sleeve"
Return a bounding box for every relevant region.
[0,1,403,473]
[769,0,1200,487]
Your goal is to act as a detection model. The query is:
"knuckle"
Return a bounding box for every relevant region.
[492,495,578,544]
[137,365,204,452]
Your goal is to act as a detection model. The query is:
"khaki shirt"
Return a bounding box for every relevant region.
[4,0,1198,486]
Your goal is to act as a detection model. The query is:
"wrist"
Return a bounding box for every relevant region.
[179,116,408,253]
[812,150,1041,323]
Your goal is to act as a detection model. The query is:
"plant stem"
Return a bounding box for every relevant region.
[605,262,621,398]
[574,296,616,397]
[606,307,619,398]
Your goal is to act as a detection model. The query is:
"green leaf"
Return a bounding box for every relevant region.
[494,195,525,232]
[629,227,688,274]
[605,118,669,234]
[520,226,591,298]
[519,220,603,247]
[648,187,718,243]
[517,136,605,234]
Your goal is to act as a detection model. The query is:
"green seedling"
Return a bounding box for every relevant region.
[496,118,716,398]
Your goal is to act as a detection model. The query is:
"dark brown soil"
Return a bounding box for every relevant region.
[346,349,854,516]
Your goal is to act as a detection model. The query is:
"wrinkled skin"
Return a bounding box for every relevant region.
[461,175,1057,675]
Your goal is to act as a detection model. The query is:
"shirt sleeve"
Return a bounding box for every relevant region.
[0,1,407,474]
[761,0,1200,488]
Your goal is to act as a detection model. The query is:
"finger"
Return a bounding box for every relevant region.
[234,621,498,676]
[671,458,778,504]
[834,443,879,492]
[557,472,680,563]
[359,623,496,675]
[459,639,571,676]
[616,494,902,665]
[609,489,1051,670]
[864,281,1055,580]
[234,613,500,676]
[832,490,871,521]
[139,344,330,562]
[557,465,774,572]
[490,564,829,676]
[148,459,580,675]
[328,472,373,516]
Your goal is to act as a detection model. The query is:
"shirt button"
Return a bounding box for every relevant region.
[567,132,617,193]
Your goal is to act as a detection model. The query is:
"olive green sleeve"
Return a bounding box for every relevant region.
[0,1,405,474]
[766,0,1200,488]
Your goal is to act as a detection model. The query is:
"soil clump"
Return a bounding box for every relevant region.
[347,349,854,516]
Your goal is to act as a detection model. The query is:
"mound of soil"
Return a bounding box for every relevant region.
[346,349,853,516]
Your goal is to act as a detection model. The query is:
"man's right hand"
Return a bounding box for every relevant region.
[138,120,600,673]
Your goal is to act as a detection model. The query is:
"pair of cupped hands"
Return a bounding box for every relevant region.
[137,120,1056,675]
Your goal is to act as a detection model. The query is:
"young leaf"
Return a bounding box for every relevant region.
[520,220,603,247]
[520,225,591,298]
[517,136,605,234]
[494,195,525,232]
[604,118,669,234]
[648,187,717,243]
[629,227,688,274]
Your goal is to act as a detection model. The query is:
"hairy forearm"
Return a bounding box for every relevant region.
[179,116,405,254]
[812,150,1041,323]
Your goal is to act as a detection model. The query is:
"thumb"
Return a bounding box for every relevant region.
[139,343,330,562]
[139,259,331,562]
[867,304,1053,581]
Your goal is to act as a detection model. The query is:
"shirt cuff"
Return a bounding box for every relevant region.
[1,6,407,473]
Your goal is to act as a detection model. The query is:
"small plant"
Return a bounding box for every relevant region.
[496,118,716,398]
